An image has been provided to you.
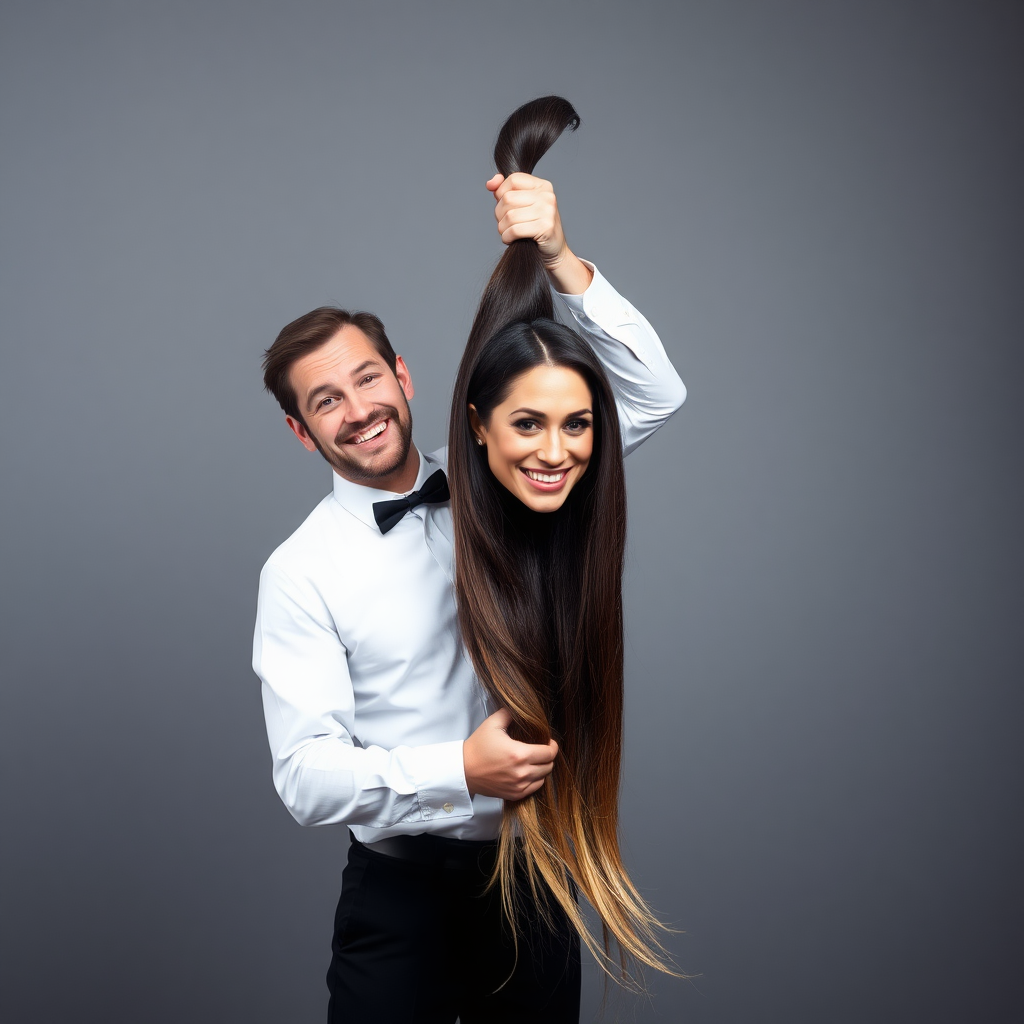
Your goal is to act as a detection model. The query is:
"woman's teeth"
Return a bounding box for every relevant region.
[524,469,567,483]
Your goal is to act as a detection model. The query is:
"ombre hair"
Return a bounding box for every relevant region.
[448,97,674,985]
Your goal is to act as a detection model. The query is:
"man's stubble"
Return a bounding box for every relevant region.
[311,400,415,486]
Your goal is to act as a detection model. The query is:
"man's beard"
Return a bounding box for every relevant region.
[310,401,414,484]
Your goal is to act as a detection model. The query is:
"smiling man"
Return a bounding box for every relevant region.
[273,314,418,491]
[253,172,685,1023]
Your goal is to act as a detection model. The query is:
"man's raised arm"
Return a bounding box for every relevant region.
[490,172,686,455]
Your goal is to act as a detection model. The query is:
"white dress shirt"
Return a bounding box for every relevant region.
[253,263,686,843]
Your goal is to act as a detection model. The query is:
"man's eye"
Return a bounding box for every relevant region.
[318,397,336,409]
[360,375,379,386]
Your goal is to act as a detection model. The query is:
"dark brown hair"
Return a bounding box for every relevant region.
[448,97,673,984]
[262,307,397,423]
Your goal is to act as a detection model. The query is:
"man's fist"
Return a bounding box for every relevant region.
[486,172,594,295]
[487,172,567,266]
[463,708,558,802]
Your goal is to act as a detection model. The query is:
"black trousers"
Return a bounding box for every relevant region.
[326,835,581,1023]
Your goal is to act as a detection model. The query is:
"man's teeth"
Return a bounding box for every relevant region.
[524,469,567,483]
[353,421,387,444]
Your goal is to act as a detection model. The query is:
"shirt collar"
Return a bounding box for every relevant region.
[330,447,429,531]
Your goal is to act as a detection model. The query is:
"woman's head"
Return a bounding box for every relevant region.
[463,318,617,513]
[471,362,592,513]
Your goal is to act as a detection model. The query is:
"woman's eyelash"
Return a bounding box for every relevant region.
[512,417,592,431]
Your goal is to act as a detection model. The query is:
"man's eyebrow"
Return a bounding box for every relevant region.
[304,382,335,412]
[349,359,381,378]
[304,360,385,412]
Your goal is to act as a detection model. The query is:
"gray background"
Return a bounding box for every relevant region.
[1,1,1021,1021]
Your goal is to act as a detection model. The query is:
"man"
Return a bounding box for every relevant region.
[254,172,685,1022]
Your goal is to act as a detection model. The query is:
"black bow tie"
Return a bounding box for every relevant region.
[372,469,450,535]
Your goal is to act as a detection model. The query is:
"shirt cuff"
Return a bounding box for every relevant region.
[406,739,474,822]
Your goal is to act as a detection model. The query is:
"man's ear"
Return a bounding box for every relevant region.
[285,415,319,453]
[395,355,414,402]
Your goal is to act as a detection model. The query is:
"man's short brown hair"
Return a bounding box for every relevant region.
[262,308,398,424]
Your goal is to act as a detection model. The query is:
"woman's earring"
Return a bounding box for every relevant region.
[476,437,485,446]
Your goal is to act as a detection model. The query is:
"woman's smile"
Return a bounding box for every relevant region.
[470,364,594,512]
[518,466,570,491]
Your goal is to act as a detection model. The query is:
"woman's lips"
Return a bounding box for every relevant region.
[518,466,570,492]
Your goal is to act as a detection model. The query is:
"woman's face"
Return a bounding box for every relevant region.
[469,364,594,513]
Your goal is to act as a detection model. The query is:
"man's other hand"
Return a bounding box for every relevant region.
[486,173,593,295]
[463,708,558,801]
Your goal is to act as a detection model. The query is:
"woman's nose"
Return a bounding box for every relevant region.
[537,431,566,464]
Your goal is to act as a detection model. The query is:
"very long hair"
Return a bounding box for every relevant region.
[448,95,675,984]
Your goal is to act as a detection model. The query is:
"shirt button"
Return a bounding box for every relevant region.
[443,802,454,814]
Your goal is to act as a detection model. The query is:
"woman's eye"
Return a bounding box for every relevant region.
[514,419,539,431]
[565,419,591,433]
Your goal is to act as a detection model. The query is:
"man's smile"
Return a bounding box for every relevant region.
[346,418,390,446]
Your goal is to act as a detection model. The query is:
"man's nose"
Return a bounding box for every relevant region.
[344,391,374,424]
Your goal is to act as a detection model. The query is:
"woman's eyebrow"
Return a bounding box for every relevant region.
[508,406,593,418]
